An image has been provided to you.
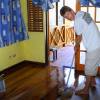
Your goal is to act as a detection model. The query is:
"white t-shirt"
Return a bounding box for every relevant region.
[74,11,100,52]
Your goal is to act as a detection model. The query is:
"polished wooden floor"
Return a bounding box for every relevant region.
[0,64,59,100]
[63,68,100,100]
[0,63,100,100]
[50,45,100,100]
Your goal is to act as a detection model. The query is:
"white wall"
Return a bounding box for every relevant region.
[65,0,76,11]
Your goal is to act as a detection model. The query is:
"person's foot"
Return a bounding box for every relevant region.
[73,78,78,89]
[75,88,89,96]
[90,77,96,88]
[75,81,89,96]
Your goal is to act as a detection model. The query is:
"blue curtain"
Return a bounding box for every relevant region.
[32,0,59,11]
[0,0,28,47]
[80,0,89,6]
[80,0,100,7]
[90,0,100,7]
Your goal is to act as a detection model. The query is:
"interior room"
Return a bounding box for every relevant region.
[0,0,100,100]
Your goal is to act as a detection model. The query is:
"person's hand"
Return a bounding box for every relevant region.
[74,44,79,54]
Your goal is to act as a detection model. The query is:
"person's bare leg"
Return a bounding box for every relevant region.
[75,76,92,96]
[91,76,96,87]
[74,71,79,89]
[74,77,78,88]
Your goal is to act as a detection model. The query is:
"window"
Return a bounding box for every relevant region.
[81,3,100,29]
[27,0,43,32]
[58,0,64,26]
[49,3,57,31]
[96,8,100,22]
[49,0,65,30]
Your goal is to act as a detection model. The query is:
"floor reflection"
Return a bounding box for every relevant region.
[63,68,100,100]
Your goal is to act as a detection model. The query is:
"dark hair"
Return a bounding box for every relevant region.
[60,6,72,16]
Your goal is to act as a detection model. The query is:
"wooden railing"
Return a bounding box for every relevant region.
[49,26,75,47]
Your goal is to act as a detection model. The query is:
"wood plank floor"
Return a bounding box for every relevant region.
[50,45,100,100]
[63,68,100,100]
[0,63,100,100]
[0,64,59,100]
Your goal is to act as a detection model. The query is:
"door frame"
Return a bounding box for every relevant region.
[45,1,65,65]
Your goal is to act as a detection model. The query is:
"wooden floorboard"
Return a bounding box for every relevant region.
[63,68,100,100]
[0,63,100,100]
[0,64,59,100]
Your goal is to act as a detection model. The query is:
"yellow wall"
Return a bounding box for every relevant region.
[0,0,45,71]
[0,43,23,71]
[20,0,45,63]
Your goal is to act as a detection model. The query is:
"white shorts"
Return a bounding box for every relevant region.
[85,48,100,76]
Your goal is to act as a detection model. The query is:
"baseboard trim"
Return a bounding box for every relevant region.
[24,60,47,66]
[0,61,47,77]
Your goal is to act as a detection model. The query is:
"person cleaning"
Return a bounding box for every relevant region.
[60,6,100,96]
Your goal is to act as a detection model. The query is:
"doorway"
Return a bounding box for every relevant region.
[48,0,76,68]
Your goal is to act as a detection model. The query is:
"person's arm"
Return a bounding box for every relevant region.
[75,34,82,46]
[74,34,82,52]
